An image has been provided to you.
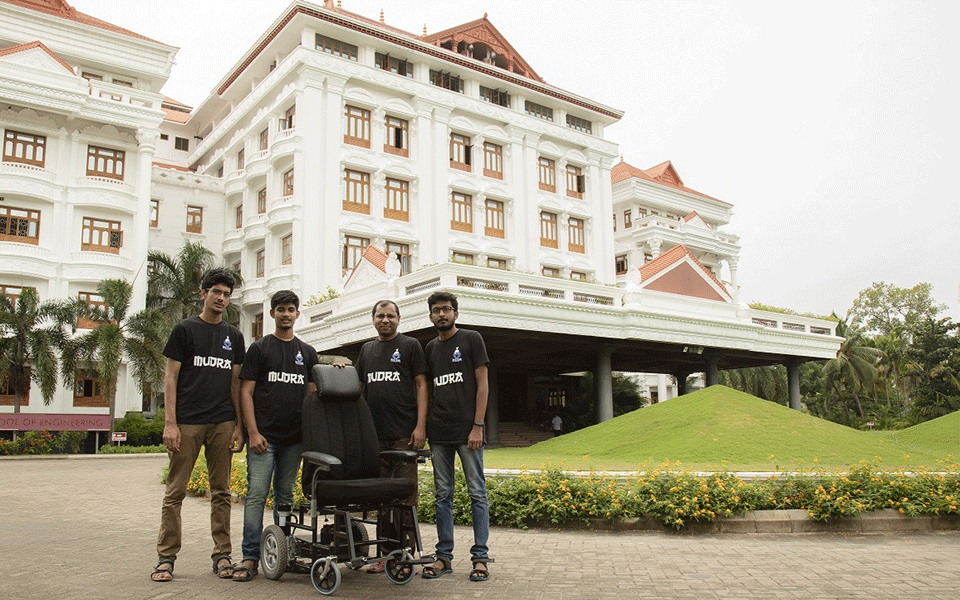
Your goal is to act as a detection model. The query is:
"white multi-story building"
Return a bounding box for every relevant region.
[1,0,839,437]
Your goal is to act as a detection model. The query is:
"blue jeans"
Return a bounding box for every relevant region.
[241,441,302,561]
[431,443,489,563]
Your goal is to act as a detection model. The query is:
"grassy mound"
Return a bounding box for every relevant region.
[486,386,954,471]
[891,409,960,455]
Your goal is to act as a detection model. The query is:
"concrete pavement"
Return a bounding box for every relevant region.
[1,455,959,600]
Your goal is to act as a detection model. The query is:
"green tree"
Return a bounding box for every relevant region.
[872,324,913,410]
[718,365,788,405]
[63,279,165,439]
[0,288,76,427]
[147,241,242,330]
[905,317,960,420]
[821,317,882,418]
[848,281,946,338]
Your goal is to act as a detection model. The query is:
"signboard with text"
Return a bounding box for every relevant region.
[112,432,127,442]
[0,414,111,431]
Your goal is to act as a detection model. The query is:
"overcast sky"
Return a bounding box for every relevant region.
[72,0,960,319]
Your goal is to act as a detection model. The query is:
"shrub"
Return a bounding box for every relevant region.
[113,410,165,446]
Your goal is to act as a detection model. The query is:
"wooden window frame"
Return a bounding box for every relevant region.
[174,137,189,152]
[384,178,409,221]
[281,234,292,265]
[450,191,473,232]
[540,211,558,248]
[385,241,411,275]
[344,105,371,148]
[571,271,587,281]
[256,249,265,278]
[78,292,113,329]
[623,209,632,229]
[186,205,203,234]
[487,257,507,270]
[0,368,29,406]
[375,52,413,77]
[616,254,628,275]
[342,235,370,273]
[568,217,585,253]
[3,129,46,167]
[565,114,593,134]
[542,266,561,278]
[384,115,409,157]
[483,142,503,179]
[236,147,245,170]
[86,145,125,180]
[235,203,243,229]
[0,205,40,244]
[342,169,371,214]
[538,156,556,192]
[484,199,504,238]
[73,370,105,407]
[450,133,472,172]
[150,199,159,227]
[451,252,474,265]
[259,128,269,151]
[283,168,294,197]
[479,86,510,107]
[524,100,554,122]
[280,105,295,130]
[251,312,263,340]
[257,187,267,214]
[81,216,122,254]
[566,164,584,199]
[429,70,464,93]
[316,34,358,60]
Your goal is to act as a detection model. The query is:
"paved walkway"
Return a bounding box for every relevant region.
[1,455,959,600]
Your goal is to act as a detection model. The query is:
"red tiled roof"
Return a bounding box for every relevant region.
[162,107,191,123]
[162,96,192,110]
[422,15,543,82]
[683,210,700,222]
[639,244,729,294]
[2,0,161,43]
[611,160,731,206]
[152,161,193,172]
[361,244,389,272]
[0,40,74,73]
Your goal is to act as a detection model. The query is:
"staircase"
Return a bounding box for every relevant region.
[496,422,554,448]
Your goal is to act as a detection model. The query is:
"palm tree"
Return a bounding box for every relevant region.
[63,279,165,440]
[718,365,788,404]
[148,242,242,330]
[0,288,76,435]
[821,317,882,418]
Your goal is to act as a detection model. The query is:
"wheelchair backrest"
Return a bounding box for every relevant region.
[301,365,380,492]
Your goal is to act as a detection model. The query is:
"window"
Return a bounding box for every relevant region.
[160,134,169,140]
[566,114,592,134]
[615,254,628,275]
[81,217,122,253]
[623,209,632,229]
[385,178,409,221]
[316,34,358,60]
[571,271,587,281]
[3,130,46,167]
[86,146,124,180]
[256,249,265,278]
[344,105,371,148]
[217,164,224,178]
[479,86,510,107]
[74,370,105,407]
[174,137,189,151]
[538,156,556,192]
[452,252,474,265]
[236,148,245,170]
[386,241,411,275]
[524,101,553,122]
[257,187,267,214]
[384,115,408,156]
[566,164,584,199]
[78,292,113,328]
[343,169,371,214]
[483,142,503,179]
[542,266,560,278]
[232,260,241,276]
[0,205,40,244]
[450,133,471,171]
[342,235,369,273]
[451,191,472,232]
[568,217,585,253]
[251,312,263,340]
[112,79,133,88]
[186,206,203,233]
[612,213,617,232]
[429,70,464,93]
[281,234,292,265]
[283,168,294,196]
[484,199,504,238]
[150,199,159,227]
[375,52,413,77]
[235,203,243,229]
[281,105,295,130]
[540,211,558,248]
[0,369,29,406]
[1,285,27,306]
[81,71,102,81]
[487,257,507,270]
[259,128,269,151]
[637,208,647,219]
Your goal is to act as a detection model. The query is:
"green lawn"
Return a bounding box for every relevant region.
[485,386,958,472]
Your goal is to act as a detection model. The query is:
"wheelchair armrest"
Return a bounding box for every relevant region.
[380,450,418,463]
[301,451,342,471]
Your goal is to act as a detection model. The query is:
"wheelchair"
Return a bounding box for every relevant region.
[258,364,434,595]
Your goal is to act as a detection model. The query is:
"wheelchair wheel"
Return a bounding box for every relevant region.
[260,524,289,580]
[310,558,341,595]
[384,550,415,585]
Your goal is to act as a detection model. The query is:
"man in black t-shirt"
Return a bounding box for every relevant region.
[233,290,318,582]
[153,270,245,583]
[354,299,427,572]
[421,292,491,583]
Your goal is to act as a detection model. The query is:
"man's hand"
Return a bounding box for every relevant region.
[410,425,426,450]
[467,426,483,450]
[230,427,245,453]
[162,423,181,452]
[248,432,268,454]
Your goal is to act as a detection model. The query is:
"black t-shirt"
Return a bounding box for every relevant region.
[239,334,319,446]
[425,328,489,445]
[163,316,246,425]
[355,333,427,441]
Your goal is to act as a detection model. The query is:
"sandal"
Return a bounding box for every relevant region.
[470,558,491,582]
[213,555,235,579]
[366,561,385,574]
[151,559,174,582]
[421,557,452,579]
[232,561,258,582]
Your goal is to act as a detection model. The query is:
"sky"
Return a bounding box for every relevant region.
[71,0,960,319]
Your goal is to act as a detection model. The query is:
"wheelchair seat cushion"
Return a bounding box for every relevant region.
[312,477,417,506]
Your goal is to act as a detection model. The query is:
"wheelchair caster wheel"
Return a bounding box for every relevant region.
[261,524,289,580]
[384,550,415,585]
[311,557,341,595]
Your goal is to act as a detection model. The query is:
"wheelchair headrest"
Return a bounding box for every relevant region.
[311,364,361,401]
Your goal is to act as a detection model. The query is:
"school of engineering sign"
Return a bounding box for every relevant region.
[0,414,111,431]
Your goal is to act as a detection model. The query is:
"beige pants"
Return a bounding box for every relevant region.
[157,420,235,562]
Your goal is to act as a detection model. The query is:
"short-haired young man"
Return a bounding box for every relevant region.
[354,299,427,572]
[422,291,492,582]
[153,269,245,582]
[233,290,318,582]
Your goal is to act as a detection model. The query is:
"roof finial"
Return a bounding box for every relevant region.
[337,0,342,7]
[484,12,488,18]
[620,153,624,162]
[380,8,384,23]
[422,24,427,37]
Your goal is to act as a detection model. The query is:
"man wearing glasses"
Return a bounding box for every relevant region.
[421,292,491,583]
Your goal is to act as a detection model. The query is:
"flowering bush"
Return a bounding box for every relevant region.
[0,430,86,455]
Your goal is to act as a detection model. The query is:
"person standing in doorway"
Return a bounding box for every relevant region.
[153,269,245,582]
[422,291,492,583]
[233,290,318,582]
